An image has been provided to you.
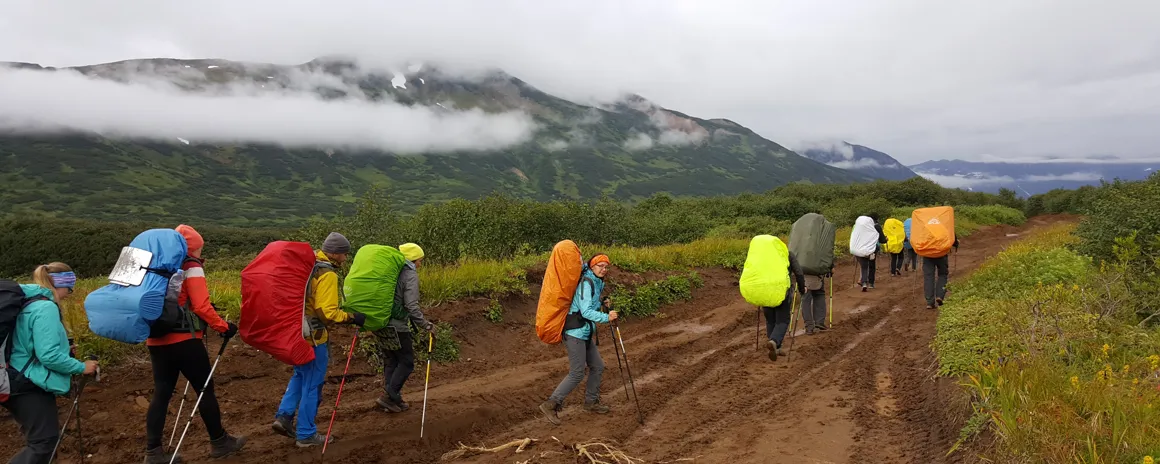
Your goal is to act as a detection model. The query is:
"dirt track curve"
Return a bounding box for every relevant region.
[1,215,1071,464]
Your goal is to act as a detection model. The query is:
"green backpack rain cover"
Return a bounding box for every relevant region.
[739,235,791,307]
[789,213,837,276]
[343,244,407,332]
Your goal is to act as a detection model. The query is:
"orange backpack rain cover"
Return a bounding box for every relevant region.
[536,240,583,345]
[911,206,956,258]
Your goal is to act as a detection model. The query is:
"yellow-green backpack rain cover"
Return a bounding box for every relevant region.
[884,218,906,254]
[739,235,791,307]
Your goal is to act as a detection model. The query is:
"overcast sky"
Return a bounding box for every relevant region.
[2,0,1158,163]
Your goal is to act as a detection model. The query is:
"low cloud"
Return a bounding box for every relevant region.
[918,173,1016,189]
[623,132,653,151]
[0,66,537,153]
[1023,172,1104,182]
[827,158,885,170]
[543,139,568,152]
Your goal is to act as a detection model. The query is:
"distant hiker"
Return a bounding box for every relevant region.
[902,218,918,272]
[884,218,907,276]
[143,225,245,463]
[0,263,99,464]
[539,254,618,425]
[374,243,435,414]
[740,235,806,361]
[849,216,884,291]
[911,207,959,309]
[789,213,837,335]
[271,232,366,448]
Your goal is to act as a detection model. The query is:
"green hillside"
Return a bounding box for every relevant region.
[0,57,867,226]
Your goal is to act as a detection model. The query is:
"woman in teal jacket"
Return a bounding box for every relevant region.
[3,262,98,464]
[539,254,619,425]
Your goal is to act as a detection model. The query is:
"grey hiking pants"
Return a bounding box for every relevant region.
[923,256,950,306]
[548,335,604,406]
[801,288,828,330]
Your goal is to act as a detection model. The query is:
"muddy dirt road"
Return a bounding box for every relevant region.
[1,216,1069,463]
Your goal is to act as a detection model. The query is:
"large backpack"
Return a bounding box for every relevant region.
[84,229,188,344]
[740,235,791,307]
[789,213,837,276]
[536,240,584,345]
[0,280,49,404]
[240,241,329,366]
[849,216,879,258]
[343,245,407,332]
[912,207,956,258]
[883,218,906,254]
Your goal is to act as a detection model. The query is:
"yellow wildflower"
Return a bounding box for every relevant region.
[1149,355,1160,371]
[1070,376,1080,388]
[1102,344,1111,356]
[1144,456,1154,464]
[1133,378,1140,386]
[1123,364,1131,375]
[1072,284,1080,290]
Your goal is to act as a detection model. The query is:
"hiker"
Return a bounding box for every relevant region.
[902,218,917,272]
[539,254,618,425]
[2,263,98,464]
[850,216,885,291]
[272,232,366,448]
[788,213,837,336]
[884,218,907,277]
[374,243,435,414]
[764,252,806,359]
[143,225,245,463]
[923,238,960,309]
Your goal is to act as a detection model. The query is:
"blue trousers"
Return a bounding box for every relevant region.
[275,343,329,440]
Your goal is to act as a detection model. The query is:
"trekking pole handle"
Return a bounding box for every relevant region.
[427,332,434,353]
[86,355,100,383]
[216,337,230,356]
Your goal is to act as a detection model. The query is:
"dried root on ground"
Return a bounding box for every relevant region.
[439,438,537,461]
[573,440,646,464]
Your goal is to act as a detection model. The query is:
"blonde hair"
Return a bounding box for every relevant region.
[32,262,73,291]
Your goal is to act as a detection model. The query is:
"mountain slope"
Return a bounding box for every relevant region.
[910,159,1156,195]
[800,142,917,181]
[0,57,868,225]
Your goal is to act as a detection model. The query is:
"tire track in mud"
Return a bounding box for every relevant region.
[4,217,1070,464]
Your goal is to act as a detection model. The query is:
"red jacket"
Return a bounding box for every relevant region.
[146,258,229,346]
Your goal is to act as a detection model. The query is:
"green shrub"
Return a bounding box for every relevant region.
[1075,173,1160,265]
[609,272,704,317]
[485,299,504,323]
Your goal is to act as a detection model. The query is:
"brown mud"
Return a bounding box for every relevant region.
[1,215,1072,463]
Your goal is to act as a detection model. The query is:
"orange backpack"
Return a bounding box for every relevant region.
[535,240,584,345]
[911,207,956,258]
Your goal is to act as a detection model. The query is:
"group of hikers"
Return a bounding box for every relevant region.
[0,206,961,462]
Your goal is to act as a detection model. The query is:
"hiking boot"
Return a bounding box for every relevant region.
[806,326,815,336]
[767,340,780,362]
[926,304,935,310]
[861,285,868,292]
[143,447,181,464]
[376,394,405,413]
[295,433,333,448]
[271,416,294,439]
[936,298,944,307]
[209,433,247,459]
[539,400,562,425]
[815,324,828,332]
[584,401,611,414]
[870,283,876,289]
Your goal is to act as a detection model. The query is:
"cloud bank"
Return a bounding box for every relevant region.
[0,66,537,153]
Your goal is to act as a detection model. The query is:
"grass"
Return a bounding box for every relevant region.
[609,271,704,318]
[936,223,1160,462]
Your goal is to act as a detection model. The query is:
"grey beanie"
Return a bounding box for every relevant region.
[321,232,351,254]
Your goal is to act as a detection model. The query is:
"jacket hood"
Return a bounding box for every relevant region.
[19,283,55,302]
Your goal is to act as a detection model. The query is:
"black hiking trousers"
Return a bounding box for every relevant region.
[2,386,59,464]
[146,337,226,449]
[381,330,416,403]
[890,252,904,275]
[763,288,795,348]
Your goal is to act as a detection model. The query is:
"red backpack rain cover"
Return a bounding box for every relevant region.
[240,241,317,366]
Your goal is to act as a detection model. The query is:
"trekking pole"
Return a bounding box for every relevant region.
[610,324,631,401]
[612,321,644,425]
[420,331,435,439]
[169,338,229,464]
[828,276,834,329]
[50,355,98,464]
[167,381,191,450]
[322,330,359,455]
[786,293,801,363]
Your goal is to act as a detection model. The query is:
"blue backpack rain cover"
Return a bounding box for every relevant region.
[903,218,913,250]
[84,229,187,344]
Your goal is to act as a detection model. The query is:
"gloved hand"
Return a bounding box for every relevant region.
[423,320,435,332]
[349,312,367,327]
[221,322,238,340]
[601,297,612,310]
[211,302,221,312]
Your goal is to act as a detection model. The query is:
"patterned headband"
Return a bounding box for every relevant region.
[49,271,76,289]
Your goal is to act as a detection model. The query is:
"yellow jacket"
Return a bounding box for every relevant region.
[306,250,352,345]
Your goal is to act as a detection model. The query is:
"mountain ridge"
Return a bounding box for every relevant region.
[0,57,869,226]
[800,141,917,181]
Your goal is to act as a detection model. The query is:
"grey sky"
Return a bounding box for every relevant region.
[2,0,1158,163]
